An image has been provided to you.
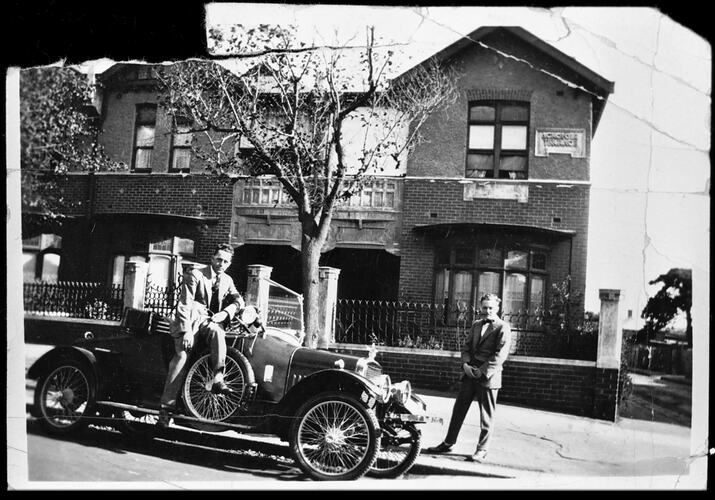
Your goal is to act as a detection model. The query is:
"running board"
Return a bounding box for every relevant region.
[96,400,257,432]
[386,412,444,424]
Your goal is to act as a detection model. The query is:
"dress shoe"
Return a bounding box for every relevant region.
[156,408,172,430]
[426,442,454,454]
[211,381,235,396]
[467,449,488,462]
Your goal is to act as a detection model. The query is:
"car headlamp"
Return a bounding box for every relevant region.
[378,374,392,403]
[390,380,412,406]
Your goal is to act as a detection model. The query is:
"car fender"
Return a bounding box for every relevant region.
[270,369,381,437]
[27,346,104,395]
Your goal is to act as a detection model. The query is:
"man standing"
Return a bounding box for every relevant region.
[158,243,245,428]
[427,293,512,462]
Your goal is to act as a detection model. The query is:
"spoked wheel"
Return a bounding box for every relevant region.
[369,422,421,478]
[181,348,252,427]
[290,392,380,481]
[34,361,96,434]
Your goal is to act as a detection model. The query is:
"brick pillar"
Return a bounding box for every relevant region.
[246,264,272,325]
[317,266,341,349]
[593,289,622,421]
[123,261,148,310]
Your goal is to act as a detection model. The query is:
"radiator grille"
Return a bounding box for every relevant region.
[365,363,383,384]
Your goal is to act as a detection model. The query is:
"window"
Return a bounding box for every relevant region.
[22,234,62,282]
[346,180,398,209]
[466,101,529,179]
[169,121,192,172]
[434,243,548,326]
[132,104,157,171]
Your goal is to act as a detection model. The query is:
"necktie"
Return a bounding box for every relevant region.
[479,319,492,341]
[210,276,220,314]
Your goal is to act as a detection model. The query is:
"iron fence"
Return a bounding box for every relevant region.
[23,281,125,321]
[144,282,181,318]
[335,299,598,359]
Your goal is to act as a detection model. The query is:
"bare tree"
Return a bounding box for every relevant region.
[157,25,458,346]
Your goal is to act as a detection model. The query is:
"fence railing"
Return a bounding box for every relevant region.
[336,299,598,359]
[144,283,180,318]
[23,281,125,321]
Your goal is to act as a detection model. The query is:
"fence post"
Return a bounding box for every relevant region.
[246,264,272,325]
[593,288,623,421]
[123,261,148,310]
[317,266,341,349]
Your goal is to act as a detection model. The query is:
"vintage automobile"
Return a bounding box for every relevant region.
[27,278,438,481]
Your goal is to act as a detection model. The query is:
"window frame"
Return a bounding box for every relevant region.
[466,100,530,180]
[168,118,193,173]
[131,103,157,173]
[433,242,549,326]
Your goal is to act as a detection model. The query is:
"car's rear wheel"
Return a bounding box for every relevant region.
[289,392,380,481]
[34,360,96,434]
[368,422,421,478]
[181,347,252,426]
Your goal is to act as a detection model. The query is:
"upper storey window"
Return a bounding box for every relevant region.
[466,101,529,180]
[132,104,157,172]
[170,121,193,172]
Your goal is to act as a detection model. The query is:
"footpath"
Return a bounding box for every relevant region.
[19,344,704,489]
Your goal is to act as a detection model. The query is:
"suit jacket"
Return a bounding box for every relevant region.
[460,317,512,389]
[170,264,244,338]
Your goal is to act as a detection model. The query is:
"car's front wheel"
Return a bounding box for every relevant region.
[289,392,380,481]
[368,421,421,478]
[34,360,96,434]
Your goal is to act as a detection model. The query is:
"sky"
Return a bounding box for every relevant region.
[76,4,710,323]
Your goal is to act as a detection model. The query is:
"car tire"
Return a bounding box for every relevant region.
[368,422,421,478]
[289,391,380,481]
[34,359,97,434]
[181,347,253,424]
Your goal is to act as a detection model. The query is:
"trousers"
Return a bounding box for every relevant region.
[160,319,227,408]
[444,375,499,452]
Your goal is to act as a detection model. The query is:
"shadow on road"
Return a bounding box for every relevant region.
[25,418,307,481]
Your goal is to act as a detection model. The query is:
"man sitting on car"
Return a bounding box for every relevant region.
[157,243,245,429]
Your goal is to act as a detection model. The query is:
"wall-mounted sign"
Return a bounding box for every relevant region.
[535,128,586,158]
[463,182,529,203]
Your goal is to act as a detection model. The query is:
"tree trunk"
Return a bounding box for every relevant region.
[301,231,323,348]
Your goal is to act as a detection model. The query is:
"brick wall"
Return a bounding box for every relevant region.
[54,173,237,283]
[398,181,589,310]
[331,344,609,419]
[91,174,234,262]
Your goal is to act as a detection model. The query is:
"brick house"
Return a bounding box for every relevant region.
[24,26,612,320]
[22,27,627,420]
[397,27,613,324]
